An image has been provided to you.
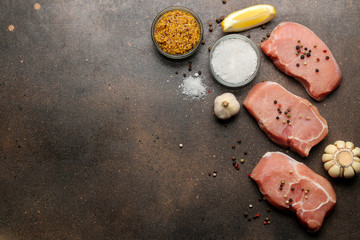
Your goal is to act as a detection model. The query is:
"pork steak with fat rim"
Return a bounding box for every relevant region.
[251,152,336,232]
[261,22,341,101]
[243,81,328,157]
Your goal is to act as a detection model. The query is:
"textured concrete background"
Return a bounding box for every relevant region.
[0,0,359,239]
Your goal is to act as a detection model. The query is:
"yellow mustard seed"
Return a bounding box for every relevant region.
[154,10,200,55]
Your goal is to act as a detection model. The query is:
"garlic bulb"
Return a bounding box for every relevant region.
[214,93,240,120]
[322,140,360,178]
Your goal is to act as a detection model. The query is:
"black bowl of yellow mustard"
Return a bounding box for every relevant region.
[151,6,203,59]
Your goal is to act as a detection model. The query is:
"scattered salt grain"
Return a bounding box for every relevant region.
[180,75,207,99]
[211,38,258,85]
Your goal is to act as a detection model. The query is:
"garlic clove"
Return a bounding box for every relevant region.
[324,161,335,171]
[214,93,240,120]
[322,154,334,162]
[345,141,355,150]
[344,166,355,178]
[328,165,341,178]
[352,147,360,157]
[352,161,360,174]
[324,144,338,155]
[334,140,346,149]
[354,157,360,163]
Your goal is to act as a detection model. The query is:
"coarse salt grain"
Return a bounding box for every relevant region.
[211,38,258,85]
[180,75,207,99]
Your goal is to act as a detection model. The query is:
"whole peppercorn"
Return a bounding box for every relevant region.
[300,55,305,59]
[208,46,212,52]
[316,69,319,72]
[326,56,330,60]
[209,27,213,32]
[222,0,227,4]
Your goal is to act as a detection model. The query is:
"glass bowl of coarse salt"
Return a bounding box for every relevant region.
[209,34,260,87]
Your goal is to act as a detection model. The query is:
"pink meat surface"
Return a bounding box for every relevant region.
[261,22,341,101]
[243,81,328,157]
[251,152,336,232]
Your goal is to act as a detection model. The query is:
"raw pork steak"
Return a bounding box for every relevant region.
[261,22,341,101]
[251,152,336,232]
[243,81,328,157]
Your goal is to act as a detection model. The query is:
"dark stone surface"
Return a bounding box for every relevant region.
[0,0,359,239]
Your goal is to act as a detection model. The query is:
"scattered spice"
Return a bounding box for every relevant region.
[220,16,225,21]
[209,27,213,32]
[274,100,277,104]
[34,3,41,10]
[8,25,15,32]
[232,144,236,149]
[249,204,253,208]
[317,58,320,62]
[248,173,252,178]
[179,144,183,148]
[247,34,251,38]
[175,71,178,74]
[222,0,227,4]
[244,151,248,155]
[314,45,317,48]
[208,46,212,52]
[291,187,294,191]
[315,69,319,73]
[183,73,186,77]
[261,24,267,29]
[201,40,205,45]
[296,63,300,67]
[326,56,330,60]
[209,21,213,26]
[232,156,236,160]
[323,50,327,53]
[244,212,248,217]
[216,18,221,23]
[208,171,211,176]
[198,70,202,75]
[237,139,242,143]
[241,159,245,163]
[300,55,305,59]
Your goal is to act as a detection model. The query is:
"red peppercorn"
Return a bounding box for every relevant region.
[208,171,211,176]
[256,213,260,217]
[323,50,327,53]
[278,104,282,108]
[248,173,252,178]
[235,164,239,168]
[264,221,267,225]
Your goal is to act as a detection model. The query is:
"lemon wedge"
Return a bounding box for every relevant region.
[221,4,277,32]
